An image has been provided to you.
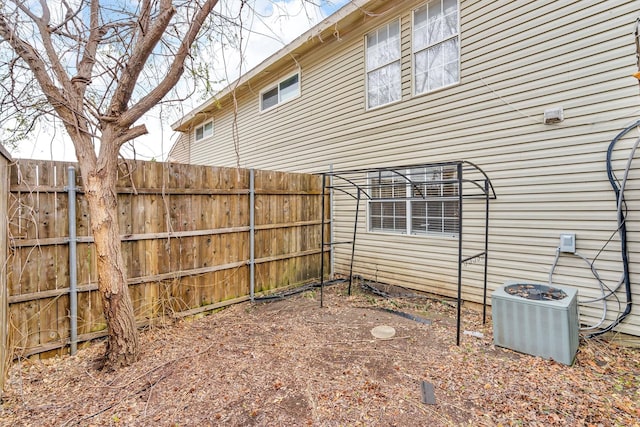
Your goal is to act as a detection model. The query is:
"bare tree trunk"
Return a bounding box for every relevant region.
[84,164,139,368]
[0,0,220,368]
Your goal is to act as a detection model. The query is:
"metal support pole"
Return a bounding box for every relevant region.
[67,166,78,355]
[329,164,334,279]
[320,173,326,307]
[456,162,463,346]
[483,179,490,324]
[249,169,255,302]
[348,188,361,295]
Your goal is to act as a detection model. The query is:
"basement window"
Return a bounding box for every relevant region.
[260,72,300,111]
[368,165,459,236]
[195,120,213,141]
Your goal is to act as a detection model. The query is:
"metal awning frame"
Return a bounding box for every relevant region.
[318,160,496,345]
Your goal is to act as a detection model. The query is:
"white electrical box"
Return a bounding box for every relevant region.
[560,233,576,253]
[544,107,564,124]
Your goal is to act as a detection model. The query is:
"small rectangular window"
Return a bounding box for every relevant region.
[261,87,279,110]
[279,74,299,102]
[366,20,402,109]
[260,72,300,111]
[195,120,213,141]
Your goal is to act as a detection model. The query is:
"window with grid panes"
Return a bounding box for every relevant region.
[365,20,402,109]
[368,166,458,236]
[409,166,459,234]
[369,171,407,232]
[413,0,460,95]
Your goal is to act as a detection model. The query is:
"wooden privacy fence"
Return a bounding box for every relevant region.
[6,159,328,359]
[0,147,10,392]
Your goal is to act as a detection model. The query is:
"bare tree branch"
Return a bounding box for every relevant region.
[50,0,83,34]
[74,0,104,98]
[138,0,152,37]
[118,0,219,129]
[113,124,147,147]
[15,0,74,94]
[0,13,66,116]
[13,0,37,21]
[107,0,176,117]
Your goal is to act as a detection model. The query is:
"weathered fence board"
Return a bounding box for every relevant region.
[6,160,326,358]
[0,147,11,392]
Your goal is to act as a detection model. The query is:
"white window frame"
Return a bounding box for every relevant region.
[368,171,408,234]
[412,0,460,96]
[367,166,459,237]
[194,120,214,141]
[259,71,301,112]
[365,19,402,110]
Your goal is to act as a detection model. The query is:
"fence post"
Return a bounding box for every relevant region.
[67,167,78,355]
[249,169,255,302]
[0,155,9,392]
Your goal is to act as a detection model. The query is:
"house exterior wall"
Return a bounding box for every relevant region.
[171,0,640,336]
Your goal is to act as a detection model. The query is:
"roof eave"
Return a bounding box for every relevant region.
[171,0,372,132]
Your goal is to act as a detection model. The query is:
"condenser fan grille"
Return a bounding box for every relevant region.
[504,283,567,301]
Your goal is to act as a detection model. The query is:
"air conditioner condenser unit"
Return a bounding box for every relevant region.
[492,281,579,365]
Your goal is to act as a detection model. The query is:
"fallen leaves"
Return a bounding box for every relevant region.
[0,282,638,426]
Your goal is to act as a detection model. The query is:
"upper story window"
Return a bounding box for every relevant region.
[413,0,460,95]
[260,72,300,111]
[366,19,401,109]
[195,120,213,141]
[368,165,459,236]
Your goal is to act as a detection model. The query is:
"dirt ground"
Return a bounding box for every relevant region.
[1,281,639,426]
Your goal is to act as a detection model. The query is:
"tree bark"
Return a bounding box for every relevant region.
[83,159,139,368]
[0,0,220,368]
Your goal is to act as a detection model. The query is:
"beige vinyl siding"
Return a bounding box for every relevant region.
[173,0,640,336]
[169,131,192,163]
